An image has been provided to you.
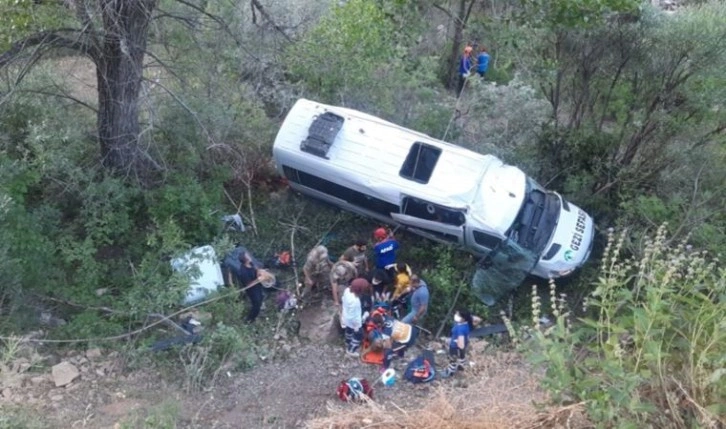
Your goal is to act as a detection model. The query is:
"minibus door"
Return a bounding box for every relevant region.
[471,239,538,306]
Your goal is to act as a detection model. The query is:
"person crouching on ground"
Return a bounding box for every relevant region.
[369,312,419,371]
[341,278,370,356]
[330,260,357,308]
[340,238,369,277]
[302,245,332,296]
[441,308,474,378]
[401,275,429,325]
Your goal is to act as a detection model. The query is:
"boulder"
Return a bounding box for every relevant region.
[52,362,80,387]
[86,348,103,359]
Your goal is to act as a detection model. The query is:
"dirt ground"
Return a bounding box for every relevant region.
[0,294,554,429]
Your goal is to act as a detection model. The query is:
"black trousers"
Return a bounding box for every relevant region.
[245,284,264,322]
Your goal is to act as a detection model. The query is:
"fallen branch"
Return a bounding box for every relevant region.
[1,289,240,344]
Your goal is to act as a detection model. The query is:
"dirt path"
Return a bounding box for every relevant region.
[1,299,548,429]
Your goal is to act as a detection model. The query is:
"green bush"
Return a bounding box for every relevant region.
[420,246,490,333]
[516,225,725,427]
[177,322,255,393]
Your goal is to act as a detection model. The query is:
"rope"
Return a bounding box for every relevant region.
[441,74,471,143]
[1,274,303,344]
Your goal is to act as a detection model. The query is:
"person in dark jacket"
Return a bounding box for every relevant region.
[236,252,263,323]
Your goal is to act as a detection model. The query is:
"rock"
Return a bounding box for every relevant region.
[282,344,292,354]
[98,361,115,375]
[362,418,373,425]
[95,288,108,297]
[96,368,106,377]
[50,394,64,402]
[2,388,12,399]
[52,362,80,387]
[86,348,103,359]
[30,376,47,386]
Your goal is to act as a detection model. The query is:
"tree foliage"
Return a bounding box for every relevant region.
[289,0,397,103]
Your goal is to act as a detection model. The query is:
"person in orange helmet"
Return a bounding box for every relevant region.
[458,45,473,94]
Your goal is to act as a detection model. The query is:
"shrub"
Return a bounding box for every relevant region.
[516,225,725,427]
[420,246,490,333]
[179,322,255,392]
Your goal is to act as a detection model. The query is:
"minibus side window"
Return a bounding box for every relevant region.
[402,196,465,226]
[473,230,502,250]
[400,143,441,184]
[283,166,399,217]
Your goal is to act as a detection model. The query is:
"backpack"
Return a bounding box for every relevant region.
[404,350,436,384]
[336,377,374,402]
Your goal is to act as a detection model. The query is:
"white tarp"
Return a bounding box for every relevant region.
[171,245,224,305]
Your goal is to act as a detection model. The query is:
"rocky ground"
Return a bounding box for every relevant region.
[1,295,547,429]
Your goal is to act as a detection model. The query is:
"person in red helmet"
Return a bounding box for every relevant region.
[372,227,398,271]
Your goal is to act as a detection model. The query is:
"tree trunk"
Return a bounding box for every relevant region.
[446,0,468,90]
[96,0,158,176]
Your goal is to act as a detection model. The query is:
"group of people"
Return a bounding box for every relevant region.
[458,44,490,94]
[301,227,472,378]
[226,226,473,379]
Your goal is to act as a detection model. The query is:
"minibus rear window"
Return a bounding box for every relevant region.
[400,142,441,184]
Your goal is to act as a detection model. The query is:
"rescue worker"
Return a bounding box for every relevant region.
[372,227,399,272]
[341,278,371,356]
[368,311,419,371]
[330,259,358,307]
[302,245,333,296]
[340,239,369,276]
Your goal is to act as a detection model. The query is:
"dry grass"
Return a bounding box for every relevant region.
[307,349,592,429]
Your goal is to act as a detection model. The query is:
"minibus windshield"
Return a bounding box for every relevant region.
[508,178,560,255]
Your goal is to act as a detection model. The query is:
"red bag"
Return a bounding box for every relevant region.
[336,378,374,402]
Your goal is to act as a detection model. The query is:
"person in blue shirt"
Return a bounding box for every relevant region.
[401,275,429,325]
[457,45,473,94]
[476,46,490,77]
[373,228,399,270]
[441,308,474,378]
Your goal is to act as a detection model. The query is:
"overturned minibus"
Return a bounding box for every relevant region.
[272,99,595,303]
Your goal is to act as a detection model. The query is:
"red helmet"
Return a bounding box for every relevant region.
[373,228,388,240]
